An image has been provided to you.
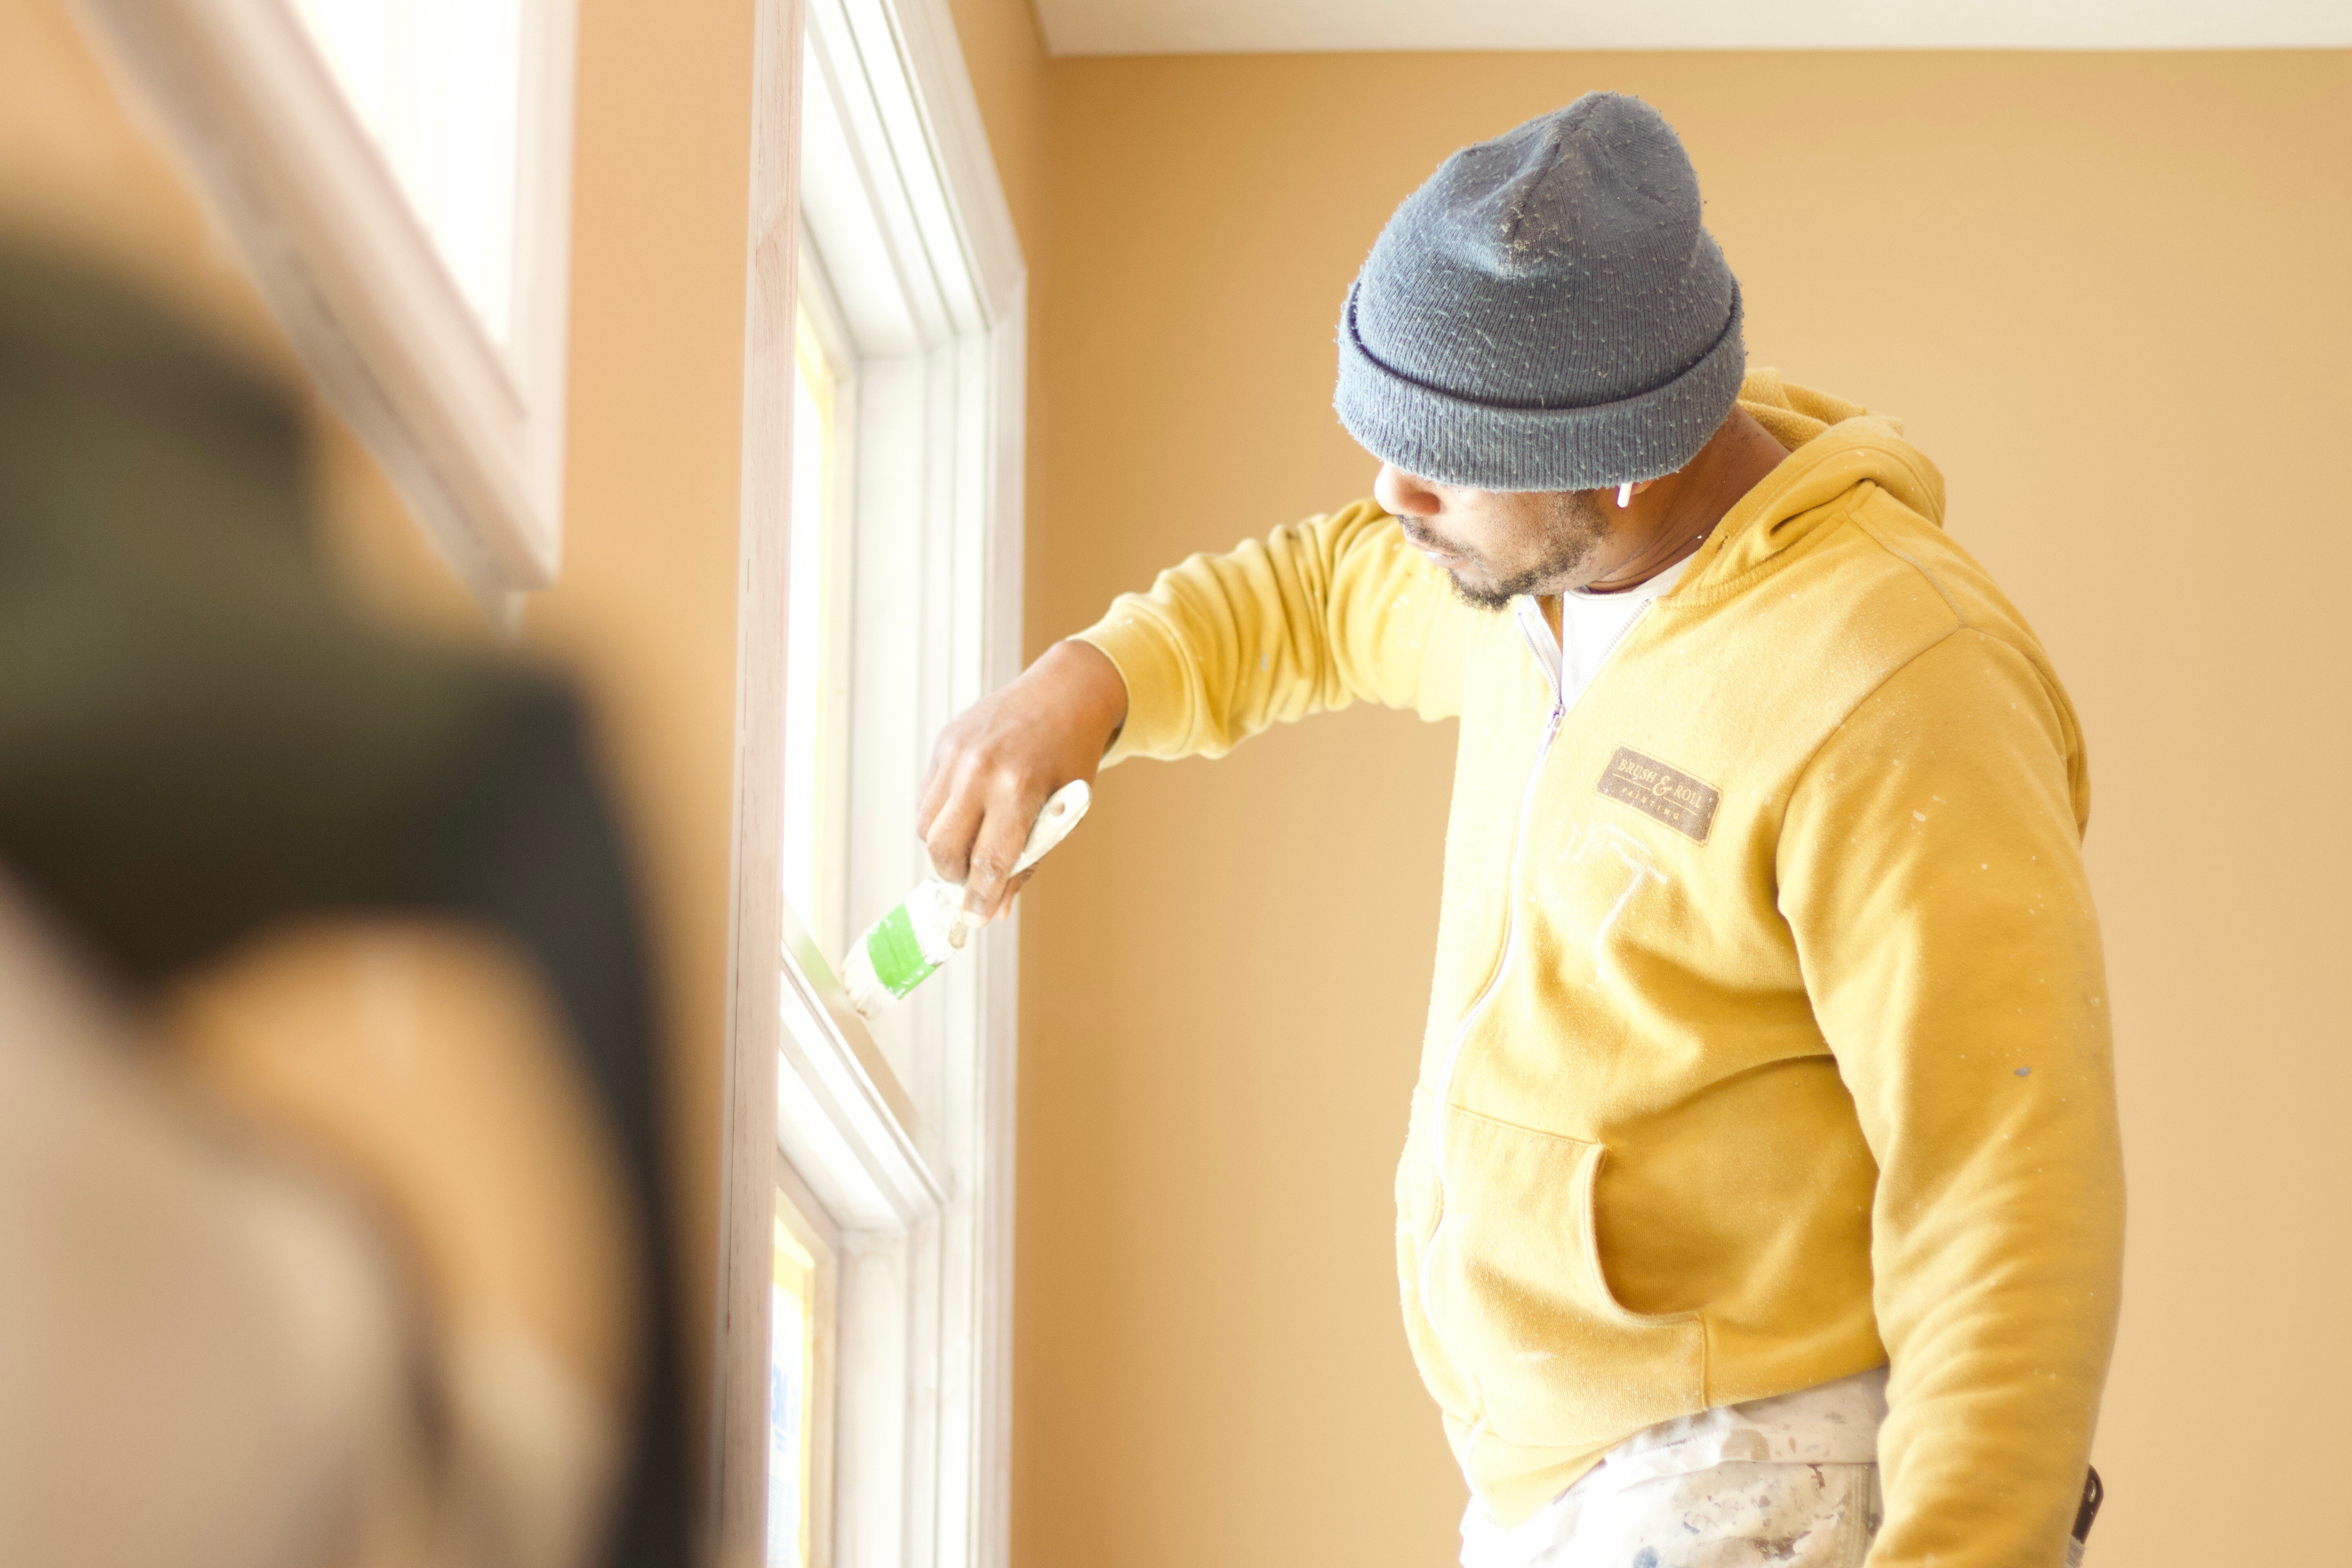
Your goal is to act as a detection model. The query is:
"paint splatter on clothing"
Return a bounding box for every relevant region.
[1461,1370,1886,1568]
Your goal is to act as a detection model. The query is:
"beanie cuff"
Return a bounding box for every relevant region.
[1334,281,1746,492]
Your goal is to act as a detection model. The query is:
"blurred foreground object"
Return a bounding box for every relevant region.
[0,241,687,1566]
[0,870,432,1565]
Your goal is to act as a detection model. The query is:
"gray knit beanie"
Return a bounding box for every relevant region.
[1335,93,1744,492]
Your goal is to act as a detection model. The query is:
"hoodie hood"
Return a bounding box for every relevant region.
[1684,369,1949,592]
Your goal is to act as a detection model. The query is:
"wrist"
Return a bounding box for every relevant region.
[1046,637,1129,744]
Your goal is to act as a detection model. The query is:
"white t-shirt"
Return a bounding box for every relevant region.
[1531,553,1693,711]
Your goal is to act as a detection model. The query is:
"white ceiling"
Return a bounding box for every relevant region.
[1033,0,2352,56]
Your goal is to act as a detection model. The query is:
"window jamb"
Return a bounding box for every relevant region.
[721,0,1022,1561]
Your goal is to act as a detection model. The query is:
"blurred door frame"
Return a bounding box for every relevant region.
[73,0,579,616]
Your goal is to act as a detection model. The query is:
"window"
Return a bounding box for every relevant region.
[769,1222,815,1568]
[783,286,857,962]
[718,0,1027,1561]
[284,0,524,347]
[769,1172,837,1568]
[76,0,579,613]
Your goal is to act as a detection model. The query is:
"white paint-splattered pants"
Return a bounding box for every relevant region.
[1462,1460,1881,1568]
[1460,1369,1892,1568]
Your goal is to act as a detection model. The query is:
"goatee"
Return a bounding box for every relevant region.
[1441,490,1610,612]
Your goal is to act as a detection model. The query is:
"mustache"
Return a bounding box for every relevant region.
[1398,519,1467,557]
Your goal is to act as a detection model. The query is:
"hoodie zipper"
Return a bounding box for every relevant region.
[1418,594,1659,1452]
[1427,596,1653,1175]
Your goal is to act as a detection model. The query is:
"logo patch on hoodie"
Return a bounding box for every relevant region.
[1597,747,1721,842]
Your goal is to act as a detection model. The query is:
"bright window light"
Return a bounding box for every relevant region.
[782,305,848,955]
[768,1209,818,1568]
[287,0,525,345]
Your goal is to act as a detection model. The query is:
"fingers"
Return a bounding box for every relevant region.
[957,774,1047,925]
[920,736,1052,910]
[916,725,960,844]
[993,867,1036,920]
[922,772,984,886]
[914,640,1123,921]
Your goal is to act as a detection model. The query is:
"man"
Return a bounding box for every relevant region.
[922,94,2122,1567]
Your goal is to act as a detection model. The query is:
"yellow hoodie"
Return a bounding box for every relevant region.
[1074,373,2123,1568]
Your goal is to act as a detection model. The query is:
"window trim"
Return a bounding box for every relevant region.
[718,0,1026,1563]
[73,0,579,616]
[774,1150,841,1568]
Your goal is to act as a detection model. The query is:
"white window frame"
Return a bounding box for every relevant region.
[719,0,1026,1561]
[784,252,861,965]
[72,0,579,617]
[773,1148,842,1568]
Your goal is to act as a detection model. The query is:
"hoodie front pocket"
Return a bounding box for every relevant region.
[1419,1103,1706,1451]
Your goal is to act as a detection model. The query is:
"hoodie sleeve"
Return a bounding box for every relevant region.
[1071,501,1467,763]
[1775,628,2123,1568]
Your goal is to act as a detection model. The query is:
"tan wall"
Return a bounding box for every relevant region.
[946,0,1051,257]
[527,0,757,1446]
[0,0,764,1478]
[1016,49,2352,1568]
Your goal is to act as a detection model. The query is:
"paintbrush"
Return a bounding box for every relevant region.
[840,779,1091,1019]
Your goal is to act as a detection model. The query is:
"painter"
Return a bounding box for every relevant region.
[920,93,2122,1568]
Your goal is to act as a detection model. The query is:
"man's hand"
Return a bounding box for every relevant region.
[917,639,1127,926]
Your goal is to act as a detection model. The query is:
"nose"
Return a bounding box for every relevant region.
[1374,463,1441,518]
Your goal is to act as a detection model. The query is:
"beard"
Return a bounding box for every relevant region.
[1439,489,1612,612]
